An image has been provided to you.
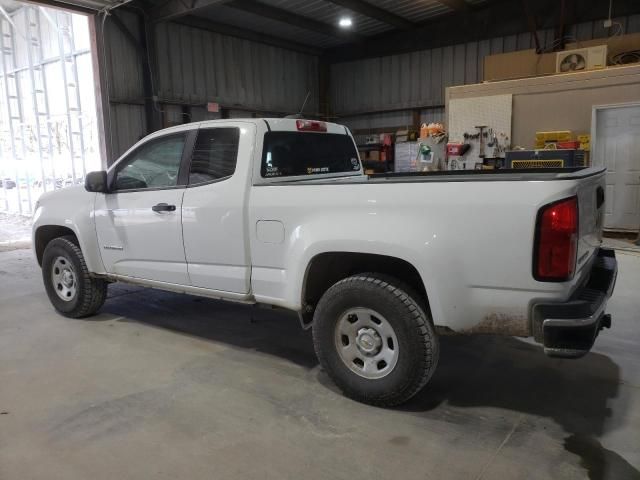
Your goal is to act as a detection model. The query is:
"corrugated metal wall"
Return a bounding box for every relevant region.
[102,10,146,158]
[103,13,319,159]
[333,14,640,133]
[103,11,639,153]
[154,22,319,114]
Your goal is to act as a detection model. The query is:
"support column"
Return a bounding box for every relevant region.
[89,13,113,168]
[138,13,162,133]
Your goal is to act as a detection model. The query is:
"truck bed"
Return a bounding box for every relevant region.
[369,166,599,182]
[263,166,605,185]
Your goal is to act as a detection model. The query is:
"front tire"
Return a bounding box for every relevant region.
[42,236,107,318]
[312,274,439,407]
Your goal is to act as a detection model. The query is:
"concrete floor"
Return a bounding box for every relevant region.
[0,213,31,251]
[0,246,639,480]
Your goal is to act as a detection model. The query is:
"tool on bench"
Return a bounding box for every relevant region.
[475,125,488,158]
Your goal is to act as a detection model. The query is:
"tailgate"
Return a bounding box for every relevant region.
[575,170,606,275]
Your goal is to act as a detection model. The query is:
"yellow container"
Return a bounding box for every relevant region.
[535,130,573,142]
[578,134,591,142]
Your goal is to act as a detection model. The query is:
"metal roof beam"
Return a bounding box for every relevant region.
[323,0,415,30]
[17,0,96,14]
[227,0,364,41]
[174,14,323,55]
[435,0,469,12]
[150,0,232,23]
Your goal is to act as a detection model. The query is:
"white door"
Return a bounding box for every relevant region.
[181,125,251,293]
[95,132,190,284]
[594,105,640,230]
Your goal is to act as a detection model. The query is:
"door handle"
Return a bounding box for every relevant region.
[596,186,605,209]
[152,203,176,212]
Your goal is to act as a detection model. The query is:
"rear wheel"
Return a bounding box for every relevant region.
[42,236,107,318]
[312,274,438,407]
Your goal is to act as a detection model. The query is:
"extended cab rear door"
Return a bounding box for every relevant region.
[181,122,254,294]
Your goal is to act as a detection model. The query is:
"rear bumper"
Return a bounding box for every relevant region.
[531,248,618,358]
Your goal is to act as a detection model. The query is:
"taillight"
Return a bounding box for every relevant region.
[296,119,327,132]
[534,196,578,281]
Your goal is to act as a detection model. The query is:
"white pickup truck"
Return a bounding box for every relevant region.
[33,118,617,406]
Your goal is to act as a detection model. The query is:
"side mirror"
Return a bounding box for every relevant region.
[85,171,109,193]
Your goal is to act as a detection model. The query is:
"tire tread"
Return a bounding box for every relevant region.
[43,236,107,318]
[313,273,438,407]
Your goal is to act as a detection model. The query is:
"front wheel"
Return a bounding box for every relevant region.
[42,236,107,318]
[312,274,439,407]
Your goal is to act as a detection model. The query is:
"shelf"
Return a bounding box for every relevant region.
[357,143,384,151]
[362,160,393,172]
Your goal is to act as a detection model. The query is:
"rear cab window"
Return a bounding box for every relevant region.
[261,131,361,178]
[189,127,240,185]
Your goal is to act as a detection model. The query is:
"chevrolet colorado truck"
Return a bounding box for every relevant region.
[32,118,618,406]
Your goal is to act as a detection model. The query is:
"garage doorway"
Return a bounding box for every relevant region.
[592,103,640,232]
[0,1,100,215]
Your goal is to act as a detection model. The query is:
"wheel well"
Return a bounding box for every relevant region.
[301,252,429,326]
[34,225,78,266]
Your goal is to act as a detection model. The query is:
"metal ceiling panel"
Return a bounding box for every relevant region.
[200,4,342,48]
[161,0,497,50]
[362,0,452,23]
[255,0,394,36]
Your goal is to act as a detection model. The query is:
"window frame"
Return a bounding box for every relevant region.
[107,131,197,194]
[185,126,241,188]
[258,131,362,180]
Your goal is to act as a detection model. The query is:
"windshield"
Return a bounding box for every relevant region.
[261,132,360,178]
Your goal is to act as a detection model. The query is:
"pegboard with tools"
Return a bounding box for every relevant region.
[447,94,513,169]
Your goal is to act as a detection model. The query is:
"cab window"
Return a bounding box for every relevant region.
[261,132,360,178]
[189,128,240,185]
[113,134,186,191]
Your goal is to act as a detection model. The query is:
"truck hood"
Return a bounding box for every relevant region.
[38,185,87,205]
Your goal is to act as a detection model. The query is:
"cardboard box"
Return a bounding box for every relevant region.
[484,49,557,82]
[395,129,418,142]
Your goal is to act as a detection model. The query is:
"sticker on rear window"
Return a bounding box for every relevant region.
[264,166,281,177]
[307,167,329,174]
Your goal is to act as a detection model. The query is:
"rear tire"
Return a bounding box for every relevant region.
[42,236,107,318]
[312,274,439,407]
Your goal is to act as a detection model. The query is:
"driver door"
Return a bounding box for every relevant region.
[94,132,191,285]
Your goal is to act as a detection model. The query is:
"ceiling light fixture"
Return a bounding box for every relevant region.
[339,17,353,28]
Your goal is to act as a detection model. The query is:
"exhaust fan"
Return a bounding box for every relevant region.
[556,46,608,73]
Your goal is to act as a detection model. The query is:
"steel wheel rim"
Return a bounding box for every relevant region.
[334,307,399,379]
[51,256,77,302]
